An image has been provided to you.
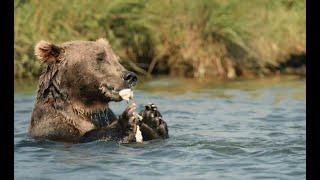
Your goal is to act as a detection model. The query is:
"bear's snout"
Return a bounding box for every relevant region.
[123,71,138,87]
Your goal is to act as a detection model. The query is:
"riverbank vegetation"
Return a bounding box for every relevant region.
[14,0,305,80]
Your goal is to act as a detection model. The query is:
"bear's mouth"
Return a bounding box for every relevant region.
[99,85,133,101]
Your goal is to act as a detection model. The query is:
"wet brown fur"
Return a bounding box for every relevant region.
[28,38,168,143]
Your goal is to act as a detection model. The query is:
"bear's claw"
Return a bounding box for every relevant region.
[138,103,169,140]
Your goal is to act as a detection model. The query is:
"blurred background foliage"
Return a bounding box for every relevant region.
[14,0,305,80]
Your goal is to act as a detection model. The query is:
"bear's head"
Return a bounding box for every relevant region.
[34,38,137,106]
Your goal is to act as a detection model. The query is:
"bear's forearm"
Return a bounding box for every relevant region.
[79,121,124,143]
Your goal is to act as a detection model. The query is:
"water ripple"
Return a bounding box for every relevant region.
[14,78,306,179]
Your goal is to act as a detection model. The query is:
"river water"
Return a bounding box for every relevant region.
[14,76,306,180]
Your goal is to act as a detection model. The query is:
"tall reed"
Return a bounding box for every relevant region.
[14,0,306,79]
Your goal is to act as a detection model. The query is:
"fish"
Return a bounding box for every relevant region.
[135,125,143,143]
[119,89,133,102]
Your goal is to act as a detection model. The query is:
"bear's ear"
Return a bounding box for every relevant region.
[34,40,62,63]
[96,38,110,48]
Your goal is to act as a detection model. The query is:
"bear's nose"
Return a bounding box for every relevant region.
[123,71,138,87]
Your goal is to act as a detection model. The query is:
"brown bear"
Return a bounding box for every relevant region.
[28,38,168,143]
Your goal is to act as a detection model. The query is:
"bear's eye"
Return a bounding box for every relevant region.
[96,53,105,62]
[97,57,104,61]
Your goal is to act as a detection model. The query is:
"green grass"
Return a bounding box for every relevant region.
[14,0,305,80]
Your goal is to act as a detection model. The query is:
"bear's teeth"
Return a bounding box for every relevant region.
[119,89,133,101]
